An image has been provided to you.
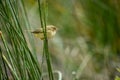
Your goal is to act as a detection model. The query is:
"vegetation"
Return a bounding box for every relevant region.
[0,0,120,80]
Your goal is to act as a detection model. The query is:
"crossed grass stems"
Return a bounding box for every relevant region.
[0,0,62,80]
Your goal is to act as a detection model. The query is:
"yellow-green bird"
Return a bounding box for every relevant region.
[31,25,57,40]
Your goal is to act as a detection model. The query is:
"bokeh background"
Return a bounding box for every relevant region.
[23,0,120,80]
[1,0,120,80]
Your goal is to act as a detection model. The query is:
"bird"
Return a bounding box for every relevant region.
[31,25,57,40]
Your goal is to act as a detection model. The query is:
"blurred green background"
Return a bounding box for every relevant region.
[24,0,120,80]
[0,0,120,80]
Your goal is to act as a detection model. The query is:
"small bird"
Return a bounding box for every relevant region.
[31,25,57,40]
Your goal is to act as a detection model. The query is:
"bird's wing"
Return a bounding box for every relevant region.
[31,28,43,34]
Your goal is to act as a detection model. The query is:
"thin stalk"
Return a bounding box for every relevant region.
[1,35,20,80]
[38,0,54,80]
[0,46,9,80]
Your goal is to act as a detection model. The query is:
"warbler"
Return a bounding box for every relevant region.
[31,25,57,40]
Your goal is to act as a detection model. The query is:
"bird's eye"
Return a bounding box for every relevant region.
[53,27,57,30]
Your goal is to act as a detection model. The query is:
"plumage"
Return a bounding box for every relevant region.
[31,25,57,40]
